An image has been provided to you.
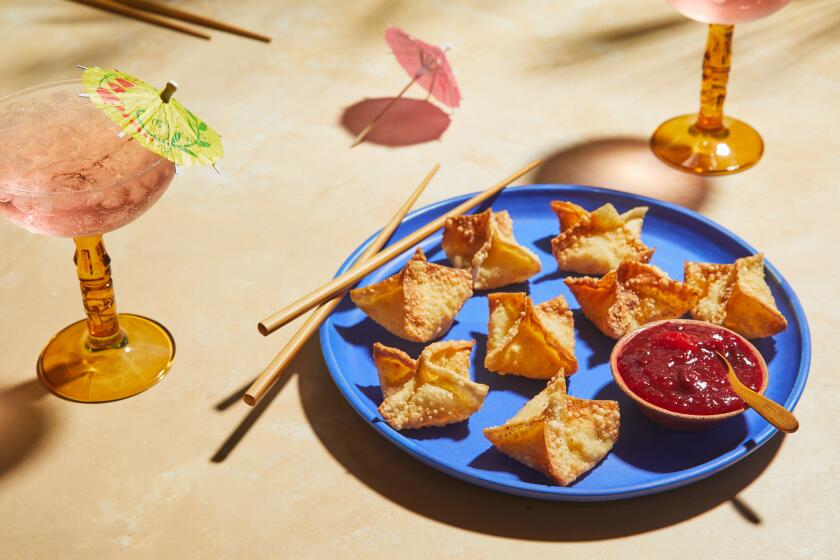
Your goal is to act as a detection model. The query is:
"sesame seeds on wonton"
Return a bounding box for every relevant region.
[565,260,700,340]
[551,200,654,275]
[350,248,473,342]
[685,253,787,338]
[373,340,488,430]
[442,209,541,290]
[485,292,578,378]
[483,375,620,486]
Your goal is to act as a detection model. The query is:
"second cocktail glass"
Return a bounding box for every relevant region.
[650,0,790,175]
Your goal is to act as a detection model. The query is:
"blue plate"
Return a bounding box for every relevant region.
[319,185,810,501]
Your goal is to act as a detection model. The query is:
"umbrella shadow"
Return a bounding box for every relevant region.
[0,379,56,486]
[533,136,710,211]
[298,346,784,540]
[340,97,451,147]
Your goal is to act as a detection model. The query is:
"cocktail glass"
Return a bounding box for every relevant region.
[650,0,790,175]
[0,80,177,403]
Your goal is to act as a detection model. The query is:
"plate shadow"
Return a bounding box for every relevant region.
[298,344,785,541]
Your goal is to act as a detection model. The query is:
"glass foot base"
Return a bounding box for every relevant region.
[650,114,763,176]
[37,313,175,403]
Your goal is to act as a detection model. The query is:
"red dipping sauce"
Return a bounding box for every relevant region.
[616,322,765,416]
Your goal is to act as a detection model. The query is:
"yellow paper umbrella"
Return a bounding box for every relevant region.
[80,66,223,167]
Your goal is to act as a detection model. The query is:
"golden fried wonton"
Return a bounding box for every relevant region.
[565,260,700,339]
[685,253,787,338]
[550,200,654,275]
[373,340,489,430]
[350,248,473,342]
[442,209,541,289]
[483,375,620,486]
[485,292,578,378]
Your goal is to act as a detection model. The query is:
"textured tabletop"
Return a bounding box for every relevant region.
[1,1,837,558]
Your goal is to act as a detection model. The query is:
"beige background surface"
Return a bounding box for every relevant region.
[1,1,838,558]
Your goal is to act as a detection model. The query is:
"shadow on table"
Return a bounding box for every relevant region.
[533,136,710,210]
[0,379,54,484]
[532,14,691,71]
[295,341,782,541]
[340,97,450,147]
[210,361,298,463]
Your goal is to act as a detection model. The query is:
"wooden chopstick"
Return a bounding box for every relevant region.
[114,0,271,43]
[243,165,441,406]
[68,0,211,40]
[257,160,541,336]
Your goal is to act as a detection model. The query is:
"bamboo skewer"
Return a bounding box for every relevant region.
[68,0,211,40]
[114,0,271,42]
[351,76,418,148]
[257,160,541,336]
[243,165,441,406]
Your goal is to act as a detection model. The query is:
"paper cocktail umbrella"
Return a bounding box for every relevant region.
[352,27,461,147]
[80,66,223,167]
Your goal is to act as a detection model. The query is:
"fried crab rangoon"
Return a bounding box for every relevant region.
[350,248,473,342]
[550,200,654,275]
[484,375,620,486]
[373,340,489,430]
[442,209,542,289]
[685,253,787,338]
[485,292,578,378]
[565,261,700,340]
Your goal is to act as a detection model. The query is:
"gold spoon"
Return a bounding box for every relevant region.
[715,351,799,433]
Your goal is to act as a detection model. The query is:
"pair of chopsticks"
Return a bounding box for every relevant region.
[68,0,271,42]
[244,160,541,406]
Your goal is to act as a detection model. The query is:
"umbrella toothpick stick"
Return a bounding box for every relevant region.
[350,28,460,147]
[424,63,440,103]
[351,75,419,148]
[159,81,177,103]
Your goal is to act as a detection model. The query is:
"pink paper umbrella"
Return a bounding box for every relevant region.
[352,27,461,147]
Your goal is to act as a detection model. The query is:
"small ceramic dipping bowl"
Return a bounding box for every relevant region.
[610,319,768,431]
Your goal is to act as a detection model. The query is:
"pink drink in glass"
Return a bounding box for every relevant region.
[667,0,790,24]
[0,81,175,237]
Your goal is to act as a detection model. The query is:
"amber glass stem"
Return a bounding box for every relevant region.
[695,24,734,132]
[74,235,126,350]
